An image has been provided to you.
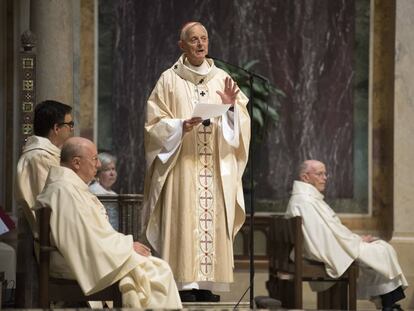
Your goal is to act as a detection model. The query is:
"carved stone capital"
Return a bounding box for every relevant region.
[21,30,37,51]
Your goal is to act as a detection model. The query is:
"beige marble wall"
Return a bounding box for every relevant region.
[392,0,414,309]
[393,0,414,237]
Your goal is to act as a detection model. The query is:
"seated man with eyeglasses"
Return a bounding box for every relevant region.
[286,160,408,310]
[16,99,74,231]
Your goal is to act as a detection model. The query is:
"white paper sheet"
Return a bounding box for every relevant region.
[191,103,231,119]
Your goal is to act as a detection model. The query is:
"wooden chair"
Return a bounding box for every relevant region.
[267,215,358,310]
[14,209,36,307]
[37,207,122,308]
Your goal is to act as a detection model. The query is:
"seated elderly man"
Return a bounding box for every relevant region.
[286,160,408,311]
[35,137,182,308]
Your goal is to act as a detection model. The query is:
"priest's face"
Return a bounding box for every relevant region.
[179,24,209,66]
[56,113,74,146]
[302,162,327,192]
[78,143,101,184]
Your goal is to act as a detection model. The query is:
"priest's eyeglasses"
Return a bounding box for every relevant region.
[58,121,75,129]
[74,155,99,163]
[311,172,328,178]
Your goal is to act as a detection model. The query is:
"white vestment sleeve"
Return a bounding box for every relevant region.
[221,106,239,148]
[157,119,183,163]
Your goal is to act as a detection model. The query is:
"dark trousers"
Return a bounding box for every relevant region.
[381,286,405,307]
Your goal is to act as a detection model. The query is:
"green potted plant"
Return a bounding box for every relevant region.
[214,59,285,210]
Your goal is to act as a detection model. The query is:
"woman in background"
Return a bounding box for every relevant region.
[89,152,117,195]
[89,152,119,229]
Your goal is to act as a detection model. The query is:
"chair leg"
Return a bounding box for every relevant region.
[334,282,348,310]
[277,279,288,308]
[294,278,302,309]
[113,291,122,307]
[317,283,348,310]
[279,280,297,309]
[15,214,39,307]
[38,266,49,308]
[348,267,358,310]
[317,288,330,310]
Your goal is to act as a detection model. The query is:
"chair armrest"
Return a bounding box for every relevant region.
[277,272,294,280]
[34,237,58,252]
[39,245,58,252]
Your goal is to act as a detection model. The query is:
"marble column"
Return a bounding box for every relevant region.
[30,0,74,106]
[392,0,414,308]
[79,0,96,140]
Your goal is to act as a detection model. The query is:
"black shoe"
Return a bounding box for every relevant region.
[179,290,196,302]
[382,304,404,311]
[192,289,220,302]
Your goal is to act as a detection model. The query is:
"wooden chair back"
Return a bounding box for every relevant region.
[267,215,358,310]
[97,194,144,241]
[37,207,122,308]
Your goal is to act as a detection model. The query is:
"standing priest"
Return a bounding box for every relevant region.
[144,21,251,302]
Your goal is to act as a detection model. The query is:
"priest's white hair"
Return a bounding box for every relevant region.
[298,159,324,178]
[179,21,208,41]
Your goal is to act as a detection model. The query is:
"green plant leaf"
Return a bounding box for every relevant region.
[240,86,251,97]
[252,106,264,126]
[253,83,269,97]
[243,60,260,71]
[269,85,286,97]
[254,98,267,110]
[265,106,279,121]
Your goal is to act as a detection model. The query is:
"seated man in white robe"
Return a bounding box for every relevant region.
[16,100,74,232]
[286,160,408,311]
[34,137,182,309]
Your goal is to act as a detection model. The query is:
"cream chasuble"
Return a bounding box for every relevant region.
[35,166,182,309]
[144,55,250,289]
[286,180,408,298]
[16,135,61,232]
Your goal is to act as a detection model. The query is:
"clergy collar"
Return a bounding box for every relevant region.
[172,54,218,85]
[184,58,210,75]
[291,180,325,200]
